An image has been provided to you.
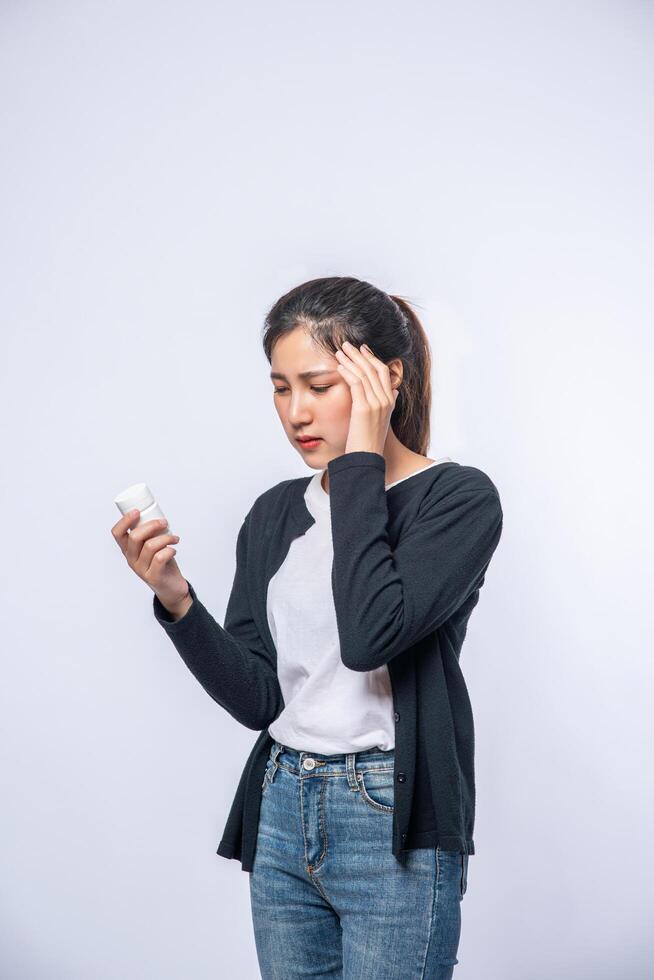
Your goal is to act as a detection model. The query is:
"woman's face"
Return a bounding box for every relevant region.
[270,326,353,466]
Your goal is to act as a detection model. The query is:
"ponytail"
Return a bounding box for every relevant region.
[387,295,432,456]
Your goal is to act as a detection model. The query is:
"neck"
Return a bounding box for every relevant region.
[320,428,421,494]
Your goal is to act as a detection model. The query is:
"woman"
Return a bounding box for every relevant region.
[112,277,504,979]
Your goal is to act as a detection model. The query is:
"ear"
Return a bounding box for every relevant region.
[387,357,404,392]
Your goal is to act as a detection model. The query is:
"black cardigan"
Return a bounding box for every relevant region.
[152,451,503,872]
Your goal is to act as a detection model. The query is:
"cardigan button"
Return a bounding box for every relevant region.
[397,772,406,783]
[394,711,400,722]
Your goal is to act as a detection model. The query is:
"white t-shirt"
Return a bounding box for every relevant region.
[266,457,452,754]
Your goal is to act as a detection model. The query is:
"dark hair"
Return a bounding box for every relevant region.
[261,276,432,455]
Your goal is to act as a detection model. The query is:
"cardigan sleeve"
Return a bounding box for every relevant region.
[327,451,503,672]
[152,513,284,730]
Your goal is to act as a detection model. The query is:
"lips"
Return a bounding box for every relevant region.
[297,436,322,443]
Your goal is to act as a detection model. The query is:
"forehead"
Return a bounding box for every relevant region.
[270,327,337,378]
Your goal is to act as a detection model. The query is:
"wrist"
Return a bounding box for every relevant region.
[162,588,193,622]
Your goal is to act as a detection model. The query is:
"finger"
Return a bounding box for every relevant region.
[360,344,395,402]
[135,531,180,575]
[337,343,386,406]
[127,519,174,565]
[351,342,392,403]
[336,361,372,411]
[335,347,381,408]
[111,509,141,557]
[146,544,177,577]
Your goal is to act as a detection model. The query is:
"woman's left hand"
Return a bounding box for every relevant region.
[335,341,399,456]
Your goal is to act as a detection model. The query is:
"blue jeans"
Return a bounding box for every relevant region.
[249,741,468,979]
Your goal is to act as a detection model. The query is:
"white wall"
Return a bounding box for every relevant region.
[1,2,652,977]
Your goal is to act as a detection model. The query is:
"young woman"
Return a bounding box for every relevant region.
[112,277,504,979]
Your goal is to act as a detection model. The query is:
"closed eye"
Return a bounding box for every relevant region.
[273,385,332,394]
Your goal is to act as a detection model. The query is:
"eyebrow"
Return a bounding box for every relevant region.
[270,368,336,380]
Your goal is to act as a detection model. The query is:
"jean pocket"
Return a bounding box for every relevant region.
[356,767,395,813]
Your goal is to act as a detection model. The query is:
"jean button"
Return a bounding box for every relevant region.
[302,758,316,771]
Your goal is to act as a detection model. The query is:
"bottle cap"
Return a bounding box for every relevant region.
[114,482,154,516]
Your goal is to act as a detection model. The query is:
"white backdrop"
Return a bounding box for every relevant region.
[1,2,652,978]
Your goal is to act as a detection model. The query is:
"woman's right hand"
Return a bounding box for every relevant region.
[111,510,190,613]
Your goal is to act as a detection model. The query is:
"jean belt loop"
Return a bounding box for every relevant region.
[345,752,358,790]
[269,741,283,780]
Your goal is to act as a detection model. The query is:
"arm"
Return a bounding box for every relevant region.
[152,513,284,730]
[327,451,503,672]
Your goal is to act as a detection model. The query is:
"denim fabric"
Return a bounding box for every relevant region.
[249,741,468,979]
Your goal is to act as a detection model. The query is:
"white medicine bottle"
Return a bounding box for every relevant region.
[114,482,171,533]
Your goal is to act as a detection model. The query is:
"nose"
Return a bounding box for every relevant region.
[287,391,314,426]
